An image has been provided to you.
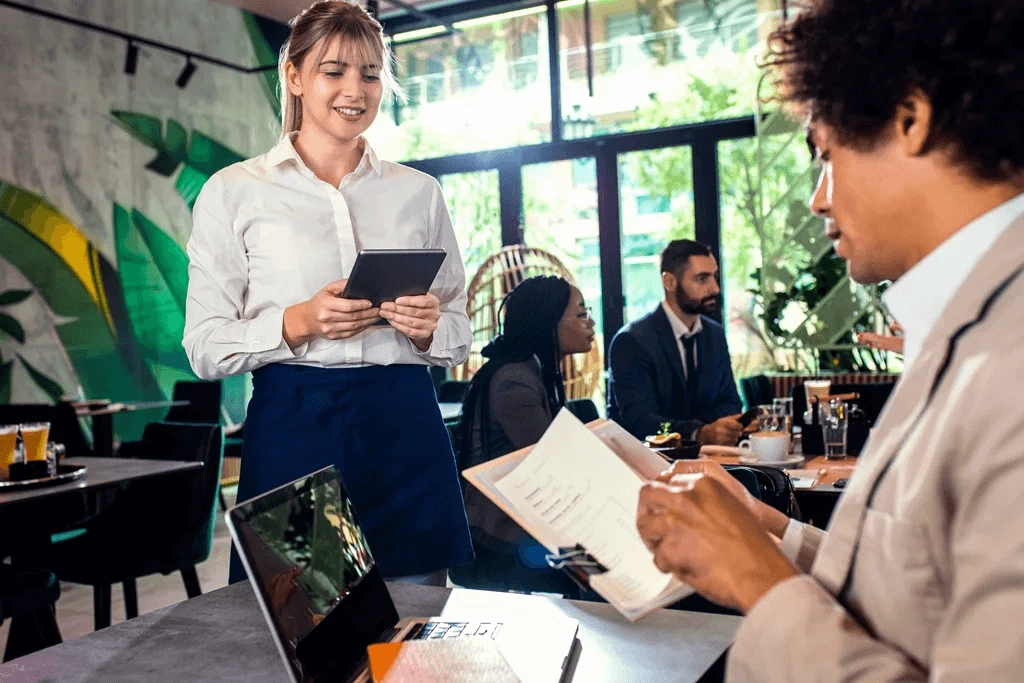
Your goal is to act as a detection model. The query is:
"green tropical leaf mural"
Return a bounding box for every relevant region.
[18,354,65,402]
[242,11,288,119]
[113,204,190,374]
[0,290,32,306]
[0,181,164,438]
[109,111,246,211]
[0,313,25,344]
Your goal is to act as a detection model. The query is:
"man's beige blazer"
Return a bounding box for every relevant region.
[727,219,1024,681]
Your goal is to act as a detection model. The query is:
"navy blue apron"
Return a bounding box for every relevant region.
[228,363,474,583]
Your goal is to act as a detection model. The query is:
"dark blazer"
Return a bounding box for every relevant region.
[607,305,743,440]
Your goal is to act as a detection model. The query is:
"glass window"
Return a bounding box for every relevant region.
[718,121,898,379]
[618,146,694,324]
[522,158,604,408]
[557,0,783,139]
[439,170,502,284]
[372,8,553,162]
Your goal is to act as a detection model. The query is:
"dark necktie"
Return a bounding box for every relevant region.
[681,334,699,415]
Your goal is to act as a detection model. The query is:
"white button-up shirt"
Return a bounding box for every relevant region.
[661,300,703,379]
[183,133,471,380]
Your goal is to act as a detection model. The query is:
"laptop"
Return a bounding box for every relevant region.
[226,466,580,683]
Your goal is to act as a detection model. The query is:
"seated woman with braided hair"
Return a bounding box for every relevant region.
[448,276,595,595]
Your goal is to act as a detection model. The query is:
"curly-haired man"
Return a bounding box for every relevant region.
[634,1,1024,679]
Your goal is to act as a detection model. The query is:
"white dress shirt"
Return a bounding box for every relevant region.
[183,133,471,380]
[661,300,703,379]
[779,191,1024,561]
[883,191,1024,371]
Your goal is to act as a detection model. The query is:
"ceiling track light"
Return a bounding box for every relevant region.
[176,57,197,89]
[124,40,139,75]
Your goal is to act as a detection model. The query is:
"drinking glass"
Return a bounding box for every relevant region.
[818,399,848,460]
[0,424,18,477]
[20,422,50,462]
[757,404,785,433]
[803,379,831,423]
[772,397,794,433]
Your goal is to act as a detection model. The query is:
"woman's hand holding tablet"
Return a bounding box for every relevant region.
[380,294,441,350]
[282,279,379,349]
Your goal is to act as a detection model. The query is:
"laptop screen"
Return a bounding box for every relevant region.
[229,467,400,683]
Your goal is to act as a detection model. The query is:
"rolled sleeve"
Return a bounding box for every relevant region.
[779,520,825,573]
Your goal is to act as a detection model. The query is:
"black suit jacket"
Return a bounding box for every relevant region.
[607,305,743,440]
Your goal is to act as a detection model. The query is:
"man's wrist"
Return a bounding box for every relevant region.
[759,504,791,539]
[735,557,798,613]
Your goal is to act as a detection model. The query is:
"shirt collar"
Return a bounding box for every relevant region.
[883,191,1024,370]
[662,300,703,339]
[265,132,382,177]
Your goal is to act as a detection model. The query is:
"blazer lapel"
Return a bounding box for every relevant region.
[812,216,1024,596]
[651,306,686,386]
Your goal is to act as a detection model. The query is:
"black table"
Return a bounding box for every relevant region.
[0,581,741,682]
[0,458,203,661]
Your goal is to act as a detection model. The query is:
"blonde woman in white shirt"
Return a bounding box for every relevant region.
[183,0,473,585]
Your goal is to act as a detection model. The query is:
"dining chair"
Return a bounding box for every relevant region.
[27,422,223,631]
[0,566,62,661]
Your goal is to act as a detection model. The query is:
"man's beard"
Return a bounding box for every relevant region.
[675,284,718,316]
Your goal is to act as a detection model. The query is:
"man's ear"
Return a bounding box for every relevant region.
[893,90,933,157]
[662,271,677,293]
[284,60,303,98]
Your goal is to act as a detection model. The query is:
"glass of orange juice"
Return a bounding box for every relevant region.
[20,422,50,462]
[0,424,18,478]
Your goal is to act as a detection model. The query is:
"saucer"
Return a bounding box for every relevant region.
[738,453,805,468]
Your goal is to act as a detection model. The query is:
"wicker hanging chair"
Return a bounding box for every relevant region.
[454,245,603,401]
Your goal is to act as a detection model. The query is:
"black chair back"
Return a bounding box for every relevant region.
[437,380,471,405]
[739,375,775,411]
[135,422,224,565]
[165,381,222,425]
[0,402,93,458]
[566,398,600,424]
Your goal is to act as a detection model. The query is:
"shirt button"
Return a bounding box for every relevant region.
[252,340,260,349]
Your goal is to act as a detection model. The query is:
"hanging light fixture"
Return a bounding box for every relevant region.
[124,40,139,75]
[176,57,197,88]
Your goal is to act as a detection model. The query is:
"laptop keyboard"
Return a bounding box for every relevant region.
[404,621,502,640]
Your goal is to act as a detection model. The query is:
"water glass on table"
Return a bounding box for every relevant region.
[818,399,849,459]
[757,404,787,433]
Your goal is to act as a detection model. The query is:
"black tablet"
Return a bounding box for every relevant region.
[341,249,447,323]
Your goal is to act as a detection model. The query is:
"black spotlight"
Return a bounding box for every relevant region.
[124,41,139,75]
[176,58,196,88]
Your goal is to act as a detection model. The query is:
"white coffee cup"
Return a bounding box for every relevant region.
[739,432,791,463]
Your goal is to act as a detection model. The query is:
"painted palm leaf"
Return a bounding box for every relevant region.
[0,180,162,438]
[113,204,190,374]
[242,11,287,119]
[131,209,189,311]
[18,354,65,402]
[110,111,245,210]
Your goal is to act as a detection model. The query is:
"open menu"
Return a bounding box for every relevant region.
[462,409,694,621]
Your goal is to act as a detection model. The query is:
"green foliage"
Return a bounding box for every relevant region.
[110,111,245,210]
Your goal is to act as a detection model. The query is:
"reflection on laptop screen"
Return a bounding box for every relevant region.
[231,467,398,683]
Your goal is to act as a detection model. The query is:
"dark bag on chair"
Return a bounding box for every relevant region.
[723,464,802,521]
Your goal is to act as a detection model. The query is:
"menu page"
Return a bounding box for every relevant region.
[493,409,675,612]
